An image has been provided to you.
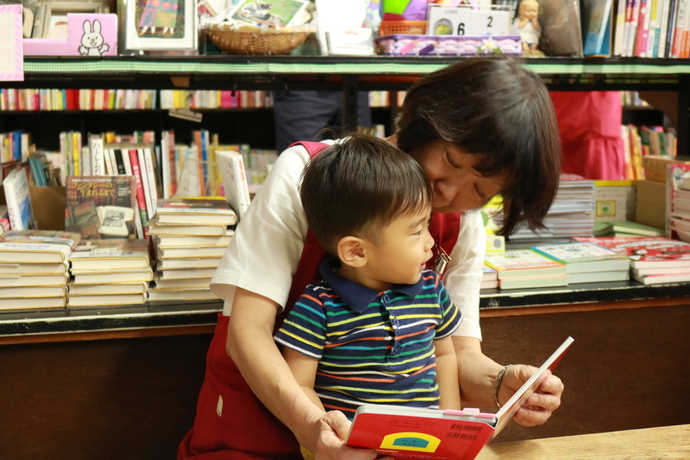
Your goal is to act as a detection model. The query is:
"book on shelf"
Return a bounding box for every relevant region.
[345,337,575,460]
[157,245,227,259]
[67,293,148,308]
[582,0,614,56]
[632,271,690,285]
[0,285,67,299]
[593,220,665,237]
[68,282,149,296]
[573,236,690,269]
[0,273,69,287]
[147,288,218,302]
[666,162,690,242]
[530,242,631,273]
[65,176,139,239]
[216,149,252,221]
[152,230,234,248]
[0,296,66,311]
[156,267,218,280]
[156,257,222,271]
[566,270,630,284]
[154,198,237,226]
[152,276,212,290]
[69,239,151,271]
[483,249,568,279]
[497,275,569,290]
[146,217,229,236]
[2,167,35,231]
[0,230,81,263]
[482,265,498,282]
[480,279,499,289]
[70,268,154,285]
[0,261,69,275]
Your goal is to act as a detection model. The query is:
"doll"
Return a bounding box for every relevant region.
[510,0,544,56]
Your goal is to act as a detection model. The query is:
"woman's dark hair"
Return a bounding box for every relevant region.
[396,56,561,236]
[300,133,432,255]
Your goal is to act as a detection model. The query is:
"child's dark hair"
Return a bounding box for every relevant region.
[396,56,561,236]
[300,134,433,256]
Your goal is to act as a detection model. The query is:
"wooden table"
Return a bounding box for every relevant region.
[477,424,690,459]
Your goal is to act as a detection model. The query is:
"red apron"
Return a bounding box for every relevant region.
[178,142,462,460]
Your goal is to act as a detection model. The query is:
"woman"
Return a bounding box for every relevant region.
[179,56,563,460]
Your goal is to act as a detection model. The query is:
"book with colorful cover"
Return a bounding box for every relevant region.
[2,167,35,231]
[65,176,139,240]
[666,162,690,240]
[69,239,151,271]
[531,242,631,273]
[483,249,567,279]
[154,198,237,226]
[573,236,690,269]
[345,337,575,460]
[0,230,81,263]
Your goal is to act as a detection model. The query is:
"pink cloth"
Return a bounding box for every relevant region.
[550,91,625,180]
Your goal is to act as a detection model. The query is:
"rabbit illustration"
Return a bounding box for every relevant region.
[78,19,110,56]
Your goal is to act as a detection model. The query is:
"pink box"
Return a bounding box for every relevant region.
[24,13,117,56]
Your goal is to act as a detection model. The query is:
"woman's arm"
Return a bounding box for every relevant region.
[282,346,326,412]
[434,336,461,410]
[452,336,564,426]
[227,287,380,460]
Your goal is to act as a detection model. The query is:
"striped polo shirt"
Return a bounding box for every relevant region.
[275,257,462,419]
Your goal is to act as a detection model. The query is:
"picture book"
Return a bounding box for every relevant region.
[226,0,311,27]
[483,249,567,279]
[2,167,35,231]
[216,149,252,221]
[0,230,81,263]
[582,0,613,56]
[65,176,139,239]
[573,236,690,269]
[69,239,151,270]
[498,274,569,290]
[154,198,237,226]
[346,337,575,460]
[531,242,631,273]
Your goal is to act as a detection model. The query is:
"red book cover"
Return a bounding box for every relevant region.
[573,236,690,268]
[346,338,574,460]
[128,149,150,228]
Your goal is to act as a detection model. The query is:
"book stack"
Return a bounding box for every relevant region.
[506,174,595,241]
[666,162,690,243]
[574,236,690,285]
[483,249,568,290]
[481,266,499,290]
[593,221,665,238]
[0,230,81,311]
[531,242,631,284]
[147,198,235,302]
[67,239,152,308]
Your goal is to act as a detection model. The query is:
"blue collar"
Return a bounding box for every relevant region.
[318,257,425,313]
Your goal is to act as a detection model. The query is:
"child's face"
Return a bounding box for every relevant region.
[361,205,435,289]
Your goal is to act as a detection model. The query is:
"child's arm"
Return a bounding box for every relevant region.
[435,336,462,410]
[281,346,326,411]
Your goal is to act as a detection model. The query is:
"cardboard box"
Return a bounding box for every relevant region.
[635,180,666,230]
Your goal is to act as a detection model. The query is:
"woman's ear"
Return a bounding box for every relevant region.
[337,236,367,268]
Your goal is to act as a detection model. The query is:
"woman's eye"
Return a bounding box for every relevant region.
[446,152,459,168]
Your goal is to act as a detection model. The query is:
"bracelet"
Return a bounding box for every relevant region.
[493,364,515,409]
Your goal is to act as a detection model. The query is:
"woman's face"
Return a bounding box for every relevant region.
[408,139,507,213]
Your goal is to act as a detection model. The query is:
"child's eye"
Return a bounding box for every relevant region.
[413,229,423,236]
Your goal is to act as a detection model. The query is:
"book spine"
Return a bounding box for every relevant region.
[231,153,252,218]
[128,149,150,227]
[136,148,155,220]
[120,148,133,176]
[644,0,660,56]
[142,146,159,215]
[657,0,671,56]
[89,134,106,176]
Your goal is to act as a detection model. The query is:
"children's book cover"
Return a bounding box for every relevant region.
[573,236,690,268]
[65,176,138,239]
[346,337,575,460]
[531,242,631,273]
[483,249,567,279]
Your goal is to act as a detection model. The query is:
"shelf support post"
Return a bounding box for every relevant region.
[342,75,358,133]
[677,74,690,158]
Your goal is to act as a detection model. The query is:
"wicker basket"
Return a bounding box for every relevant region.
[206,23,313,55]
[378,21,428,37]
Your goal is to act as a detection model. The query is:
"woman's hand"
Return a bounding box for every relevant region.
[498,365,564,427]
[309,411,389,460]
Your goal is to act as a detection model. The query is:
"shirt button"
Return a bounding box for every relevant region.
[391,317,399,327]
[382,293,390,303]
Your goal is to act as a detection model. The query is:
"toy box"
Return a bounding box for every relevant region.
[375,34,521,56]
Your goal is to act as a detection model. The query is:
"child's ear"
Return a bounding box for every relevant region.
[337,236,367,268]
